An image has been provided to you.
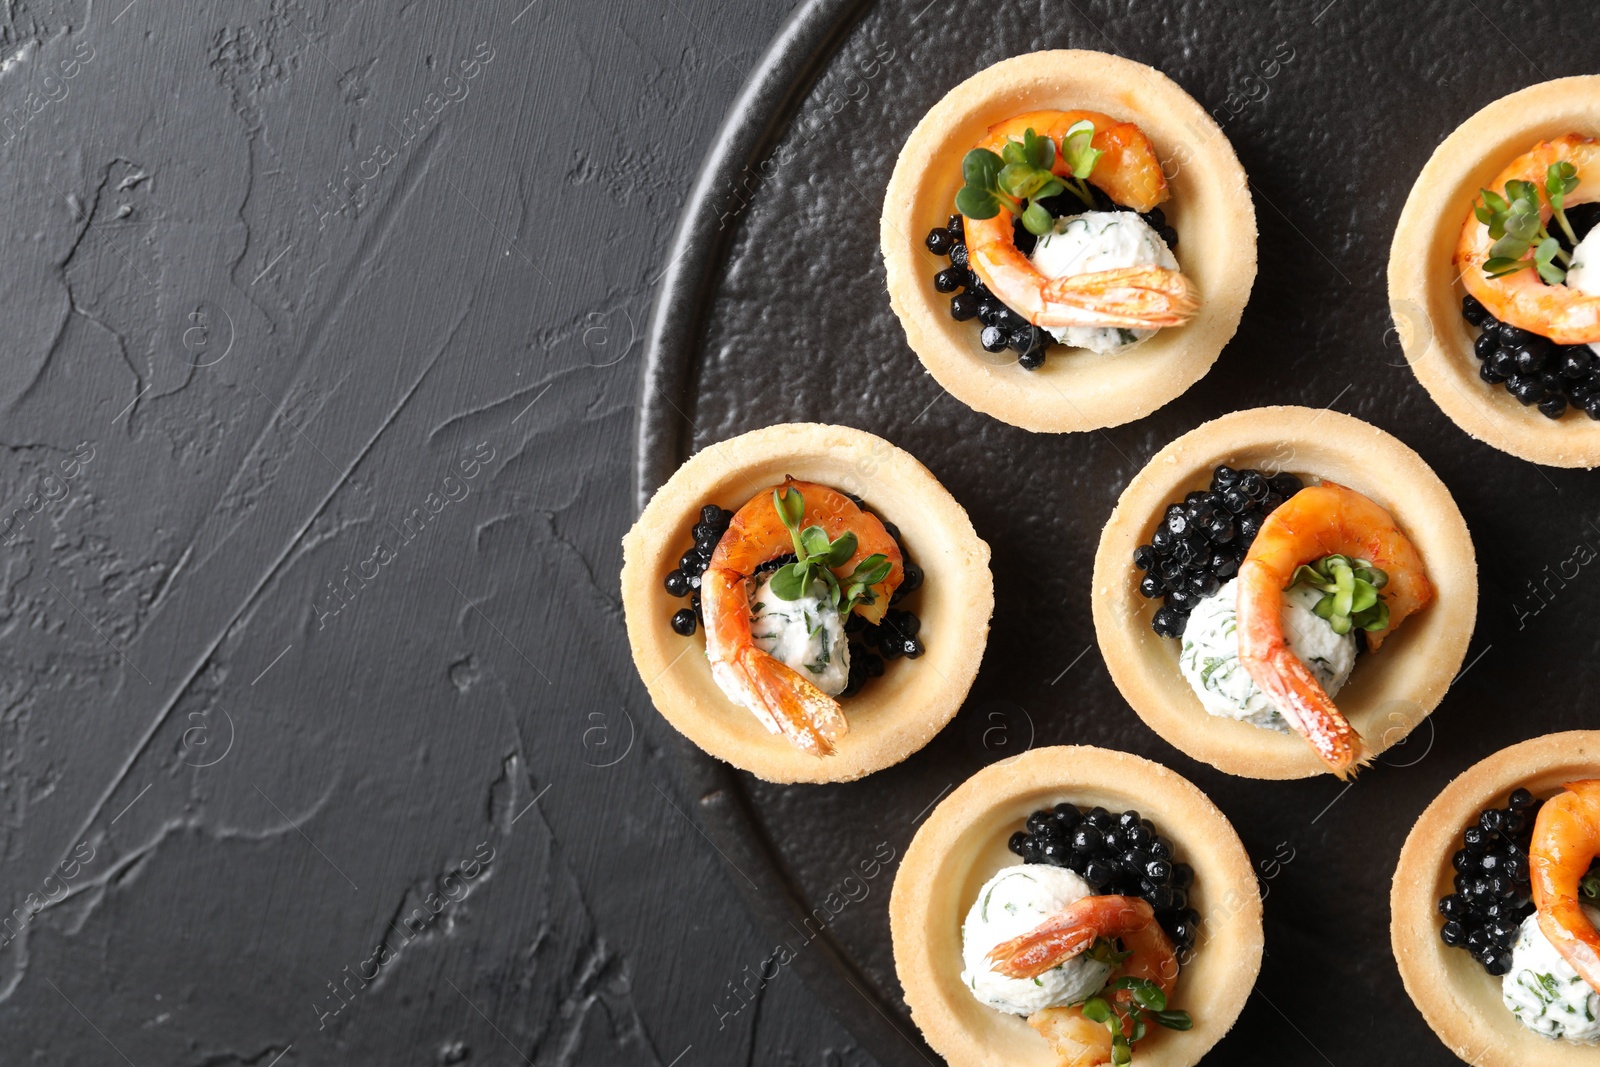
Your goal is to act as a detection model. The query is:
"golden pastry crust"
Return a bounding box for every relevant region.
[1389,75,1600,467]
[620,423,993,783]
[1392,731,1600,1066]
[1091,406,1478,779]
[889,746,1262,1067]
[880,49,1256,434]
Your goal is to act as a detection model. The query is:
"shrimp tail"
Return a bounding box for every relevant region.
[1038,266,1199,330]
[736,646,847,757]
[988,895,1157,979]
[1246,641,1371,779]
[987,919,1100,979]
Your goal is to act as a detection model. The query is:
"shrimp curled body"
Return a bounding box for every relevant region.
[1529,779,1600,994]
[701,478,901,757]
[1236,482,1433,778]
[961,111,1199,335]
[1457,134,1600,345]
[987,893,1178,1067]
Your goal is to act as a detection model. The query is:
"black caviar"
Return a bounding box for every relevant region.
[1133,465,1302,639]
[1437,787,1541,976]
[1459,201,1600,419]
[924,184,1179,371]
[661,503,733,635]
[1462,294,1600,420]
[1008,803,1198,959]
[663,502,924,699]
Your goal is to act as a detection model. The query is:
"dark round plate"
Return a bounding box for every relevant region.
[637,2,1600,1063]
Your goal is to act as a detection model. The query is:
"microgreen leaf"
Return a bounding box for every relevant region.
[954,185,999,220]
[1549,161,1581,244]
[1536,236,1567,284]
[1022,202,1054,236]
[823,531,858,568]
[1081,998,1112,1024]
[849,554,892,586]
[1000,140,1028,166]
[775,487,805,530]
[1152,1009,1193,1031]
[1061,119,1101,179]
[768,563,809,601]
[1484,256,1529,278]
[962,148,1003,190]
[799,525,832,559]
[998,161,1046,200]
[1130,980,1166,1012]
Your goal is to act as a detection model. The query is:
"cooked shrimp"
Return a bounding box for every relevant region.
[701,478,902,756]
[975,112,1170,214]
[1529,779,1600,994]
[1457,134,1600,344]
[1236,482,1433,778]
[987,894,1178,1067]
[962,111,1198,334]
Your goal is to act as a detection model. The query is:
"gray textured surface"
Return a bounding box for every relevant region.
[0,0,884,1064]
[649,1,1600,1065]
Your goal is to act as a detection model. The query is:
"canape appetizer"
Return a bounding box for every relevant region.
[892,747,1261,1067]
[926,112,1194,369]
[1390,75,1600,467]
[1458,135,1600,421]
[664,478,920,755]
[1394,732,1600,1065]
[620,423,992,783]
[882,50,1256,434]
[1093,407,1477,779]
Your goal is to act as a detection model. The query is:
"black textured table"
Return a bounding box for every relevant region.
[2,0,1595,1065]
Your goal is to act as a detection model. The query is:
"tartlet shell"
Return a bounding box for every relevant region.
[620,423,993,783]
[889,745,1262,1067]
[1389,75,1600,467]
[880,49,1257,434]
[1392,731,1600,1066]
[1091,406,1478,779]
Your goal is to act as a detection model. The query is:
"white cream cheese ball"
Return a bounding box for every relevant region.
[1178,577,1356,732]
[1503,907,1600,1042]
[748,573,850,696]
[1028,211,1178,355]
[960,864,1113,1016]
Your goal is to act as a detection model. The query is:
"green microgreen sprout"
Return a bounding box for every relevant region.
[1475,161,1582,284]
[1288,554,1389,636]
[768,487,893,615]
[1077,969,1192,1066]
[955,122,1101,236]
[1582,859,1600,900]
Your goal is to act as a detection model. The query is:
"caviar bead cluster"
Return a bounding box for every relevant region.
[1133,466,1302,638]
[1437,788,1541,977]
[1009,803,1200,958]
[661,504,732,636]
[1462,295,1600,421]
[923,185,1179,370]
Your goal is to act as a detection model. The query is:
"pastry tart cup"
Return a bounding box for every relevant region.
[1392,731,1600,1067]
[1389,75,1600,467]
[881,49,1257,434]
[890,745,1262,1067]
[620,423,993,784]
[1091,406,1477,779]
